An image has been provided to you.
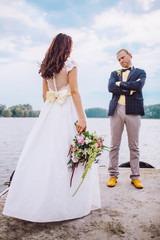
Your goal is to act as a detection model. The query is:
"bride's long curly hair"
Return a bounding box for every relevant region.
[39,33,72,79]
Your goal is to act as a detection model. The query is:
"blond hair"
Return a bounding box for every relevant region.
[117,49,130,55]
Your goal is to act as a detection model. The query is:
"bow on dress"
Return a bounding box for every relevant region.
[46,89,71,105]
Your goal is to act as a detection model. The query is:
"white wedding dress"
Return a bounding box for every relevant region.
[3,59,101,222]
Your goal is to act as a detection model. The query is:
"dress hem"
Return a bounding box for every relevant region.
[2,207,101,223]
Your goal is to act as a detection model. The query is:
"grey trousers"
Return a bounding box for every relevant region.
[108,104,141,180]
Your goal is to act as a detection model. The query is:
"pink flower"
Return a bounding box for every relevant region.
[97,141,102,148]
[72,157,78,163]
[77,135,85,144]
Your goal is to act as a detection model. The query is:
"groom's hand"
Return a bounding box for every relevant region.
[115,81,121,87]
[130,79,140,95]
[130,90,136,95]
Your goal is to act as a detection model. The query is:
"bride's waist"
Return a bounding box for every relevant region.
[46,89,71,105]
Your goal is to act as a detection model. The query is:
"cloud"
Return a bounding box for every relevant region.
[18,44,49,62]
[0,37,16,53]
[0,0,36,27]
[137,0,156,11]
[92,7,160,47]
[0,0,159,109]
[0,0,55,38]
[0,60,42,108]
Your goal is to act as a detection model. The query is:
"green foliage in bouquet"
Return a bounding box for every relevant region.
[68,129,109,197]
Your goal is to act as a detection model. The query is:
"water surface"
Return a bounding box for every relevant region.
[0,118,160,192]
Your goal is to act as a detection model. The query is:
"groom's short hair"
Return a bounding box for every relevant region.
[117,49,130,55]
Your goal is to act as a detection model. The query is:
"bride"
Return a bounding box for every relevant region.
[3,33,101,222]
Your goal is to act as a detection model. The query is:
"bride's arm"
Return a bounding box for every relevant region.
[42,78,49,102]
[68,67,87,134]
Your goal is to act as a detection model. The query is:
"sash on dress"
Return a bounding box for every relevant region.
[46,89,71,105]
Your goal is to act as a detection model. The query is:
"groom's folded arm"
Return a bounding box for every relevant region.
[108,72,130,95]
[115,81,135,95]
[119,71,146,91]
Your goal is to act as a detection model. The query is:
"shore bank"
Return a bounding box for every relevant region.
[0,167,160,240]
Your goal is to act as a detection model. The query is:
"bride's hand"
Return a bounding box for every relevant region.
[76,119,87,134]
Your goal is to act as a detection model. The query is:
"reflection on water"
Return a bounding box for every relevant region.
[0,118,160,192]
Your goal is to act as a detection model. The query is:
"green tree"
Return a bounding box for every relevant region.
[0,104,6,115]
[9,104,33,117]
[143,104,160,119]
[15,108,24,117]
[85,108,108,118]
[31,111,40,117]
[20,104,33,111]
[29,111,33,117]
[24,110,30,117]
[9,105,17,117]
[1,109,12,117]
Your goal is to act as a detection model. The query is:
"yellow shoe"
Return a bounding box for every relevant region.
[107,177,117,187]
[131,179,143,189]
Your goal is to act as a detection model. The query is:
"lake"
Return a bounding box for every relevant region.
[0,118,160,192]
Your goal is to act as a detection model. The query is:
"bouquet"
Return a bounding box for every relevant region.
[68,129,109,197]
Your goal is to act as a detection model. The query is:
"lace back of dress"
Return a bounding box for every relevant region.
[47,59,76,92]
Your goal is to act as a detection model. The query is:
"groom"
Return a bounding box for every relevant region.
[107,49,146,189]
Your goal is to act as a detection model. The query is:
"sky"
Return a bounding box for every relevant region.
[0,0,160,110]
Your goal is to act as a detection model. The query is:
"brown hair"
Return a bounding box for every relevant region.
[39,33,72,79]
[117,49,130,55]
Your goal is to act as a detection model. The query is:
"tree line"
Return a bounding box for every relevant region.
[142,104,160,119]
[0,104,160,119]
[0,104,40,118]
[85,104,160,119]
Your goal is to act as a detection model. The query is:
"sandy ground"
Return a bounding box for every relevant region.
[0,167,160,240]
